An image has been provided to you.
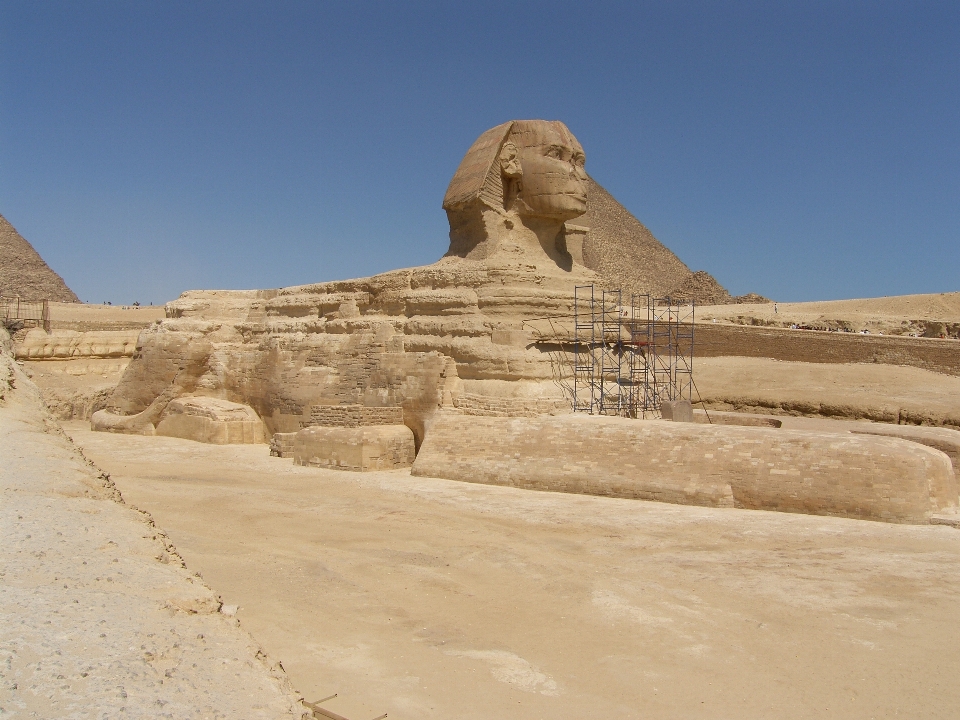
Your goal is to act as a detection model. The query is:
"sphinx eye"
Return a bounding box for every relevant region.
[572,153,585,167]
[546,145,563,159]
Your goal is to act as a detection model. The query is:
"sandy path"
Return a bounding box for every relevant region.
[0,351,306,718]
[68,423,960,720]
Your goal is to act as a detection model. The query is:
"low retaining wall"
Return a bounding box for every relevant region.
[695,324,960,376]
[412,414,958,524]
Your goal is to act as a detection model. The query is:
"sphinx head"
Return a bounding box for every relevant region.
[442,120,587,262]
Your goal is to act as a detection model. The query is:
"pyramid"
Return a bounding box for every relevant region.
[580,176,733,304]
[0,213,79,302]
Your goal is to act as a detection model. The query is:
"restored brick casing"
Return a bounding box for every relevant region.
[412,413,958,524]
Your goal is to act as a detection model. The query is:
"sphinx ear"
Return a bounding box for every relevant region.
[499,142,522,178]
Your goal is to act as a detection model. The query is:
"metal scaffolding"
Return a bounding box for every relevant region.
[573,285,694,418]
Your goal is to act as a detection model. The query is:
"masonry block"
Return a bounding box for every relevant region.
[294,424,415,472]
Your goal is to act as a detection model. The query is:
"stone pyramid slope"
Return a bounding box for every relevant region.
[0,213,79,302]
[668,270,733,305]
[581,177,731,303]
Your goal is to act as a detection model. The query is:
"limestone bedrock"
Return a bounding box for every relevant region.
[95,120,606,443]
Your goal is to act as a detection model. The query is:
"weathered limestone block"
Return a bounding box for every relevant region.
[293,425,416,471]
[692,409,783,427]
[454,392,568,417]
[412,414,958,524]
[661,399,693,422]
[155,397,265,444]
[165,289,275,322]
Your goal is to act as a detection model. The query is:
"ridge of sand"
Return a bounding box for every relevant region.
[0,331,308,718]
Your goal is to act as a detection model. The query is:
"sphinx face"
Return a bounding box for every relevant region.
[509,121,587,222]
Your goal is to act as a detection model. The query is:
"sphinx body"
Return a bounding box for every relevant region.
[95,121,604,444]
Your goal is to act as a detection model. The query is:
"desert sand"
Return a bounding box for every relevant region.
[48,301,166,330]
[698,292,960,336]
[67,421,960,720]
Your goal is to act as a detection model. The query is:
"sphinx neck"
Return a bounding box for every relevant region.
[508,215,570,269]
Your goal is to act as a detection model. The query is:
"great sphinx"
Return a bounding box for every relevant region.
[88,121,960,523]
[92,120,605,446]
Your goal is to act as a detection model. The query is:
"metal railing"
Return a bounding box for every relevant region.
[0,297,51,332]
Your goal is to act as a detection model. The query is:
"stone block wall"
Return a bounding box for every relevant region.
[849,424,960,488]
[304,404,404,428]
[293,425,416,472]
[695,324,960,376]
[454,392,569,417]
[412,413,958,524]
[270,432,298,458]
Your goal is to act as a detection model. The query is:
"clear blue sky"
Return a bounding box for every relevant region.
[1,1,957,304]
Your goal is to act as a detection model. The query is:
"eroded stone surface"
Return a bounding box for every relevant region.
[155,397,265,445]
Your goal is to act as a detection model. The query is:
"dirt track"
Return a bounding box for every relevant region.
[68,422,960,720]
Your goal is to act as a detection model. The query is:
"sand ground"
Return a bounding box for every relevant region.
[697,292,960,335]
[693,356,960,425]
[67,421,960,720]
[48,302,165,331]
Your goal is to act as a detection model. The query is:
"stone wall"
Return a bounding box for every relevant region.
[412,413,958,524]
[304,404,404,428]
[454,392,569,417]
[696,324,960,376]
[849,424,960,486]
